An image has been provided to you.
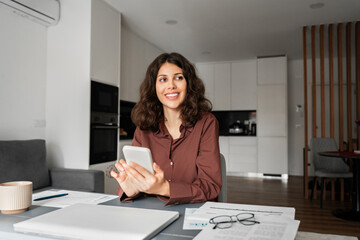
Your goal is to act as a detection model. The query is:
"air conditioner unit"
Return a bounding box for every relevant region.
[0,0,60,26]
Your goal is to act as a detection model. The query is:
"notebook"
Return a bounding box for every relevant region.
[13,203,179,240]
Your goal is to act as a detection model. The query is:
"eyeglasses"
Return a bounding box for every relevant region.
[209,213,260,229]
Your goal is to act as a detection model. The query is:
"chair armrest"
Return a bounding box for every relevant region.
[50,168,104,193]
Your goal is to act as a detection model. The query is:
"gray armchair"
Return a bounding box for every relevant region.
[218,153,227,203]
[0,139,104,193]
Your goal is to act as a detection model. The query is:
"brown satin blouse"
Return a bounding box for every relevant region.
[117,112,222,205]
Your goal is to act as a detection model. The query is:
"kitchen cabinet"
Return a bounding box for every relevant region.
[228,137,257,174]
[196,63,215,105]
[257,85,287,136]
[257,56,287,85]
[91,0,121,86]
[256,56,288,175]
[214,63,231,110]
[231,60,257,110]
[196,62,231,110]
[196,61,257,111]
[257,137,287,174]
[219,136,257,174]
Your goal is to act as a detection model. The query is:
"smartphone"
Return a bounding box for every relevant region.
[122,146,154,174]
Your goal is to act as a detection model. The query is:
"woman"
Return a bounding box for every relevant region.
[111,52,221,205]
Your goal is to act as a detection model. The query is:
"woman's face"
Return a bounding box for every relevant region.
[156,62,187,112]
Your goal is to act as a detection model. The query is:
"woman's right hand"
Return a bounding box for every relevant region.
[110,159,140,198]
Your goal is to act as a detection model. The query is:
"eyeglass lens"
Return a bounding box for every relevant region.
[236,213,258,225]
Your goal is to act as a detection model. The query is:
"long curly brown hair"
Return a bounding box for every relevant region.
[131,52,212,131]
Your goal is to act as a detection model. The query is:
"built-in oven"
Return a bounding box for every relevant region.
[90,81,119,165]
[90,127,117,165]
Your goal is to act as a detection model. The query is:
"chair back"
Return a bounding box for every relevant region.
[0,139,50,189]
[218,153,227,203]
[310,138,349,173]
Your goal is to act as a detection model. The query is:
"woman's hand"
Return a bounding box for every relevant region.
[115,160,170,197]
[110,159,140,198]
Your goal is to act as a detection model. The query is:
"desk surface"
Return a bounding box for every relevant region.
[0,196,203,239]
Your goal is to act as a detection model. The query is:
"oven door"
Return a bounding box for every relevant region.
[90,125,118,165]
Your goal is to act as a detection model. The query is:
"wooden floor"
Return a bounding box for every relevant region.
[227,176,360,239]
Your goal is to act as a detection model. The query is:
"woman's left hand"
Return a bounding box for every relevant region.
[123,161,170,197]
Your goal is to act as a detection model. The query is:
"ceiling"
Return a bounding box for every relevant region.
[105,0,360,63]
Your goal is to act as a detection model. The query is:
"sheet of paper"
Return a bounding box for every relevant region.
[183,208,208,230]
[32,189,118,208]
[295,231,358,240]
[194,215,300,240]
[189,201,296,222]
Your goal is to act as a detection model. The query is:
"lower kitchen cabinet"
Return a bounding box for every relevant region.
[219,136,230,172]
[257,137,287,175]
[219,136,257,175]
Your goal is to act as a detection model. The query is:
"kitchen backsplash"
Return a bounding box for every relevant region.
[120,101,256,138]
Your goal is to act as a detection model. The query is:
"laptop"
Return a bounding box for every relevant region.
[13,203,179,240]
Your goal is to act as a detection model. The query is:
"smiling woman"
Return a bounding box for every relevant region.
[111,52,222,205]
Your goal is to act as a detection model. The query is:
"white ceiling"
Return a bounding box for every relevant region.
[105,0,360,63]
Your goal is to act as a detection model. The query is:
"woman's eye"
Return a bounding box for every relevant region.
[176,76,184,80]
[159,78,166,82]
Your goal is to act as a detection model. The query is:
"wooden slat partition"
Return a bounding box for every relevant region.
[329,24,335,138]
[311,26,317,137]
[320,25,326,137]
[338,24,344,151]
[303,26,309,199]
[356,22,360,150]
[303,22,359,198]
[346,23,353,152]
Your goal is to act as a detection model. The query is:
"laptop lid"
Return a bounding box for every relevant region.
[14,203,179,240]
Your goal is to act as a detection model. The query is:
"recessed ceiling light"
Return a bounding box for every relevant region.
[309,2,324,9]
[201,51,211,55]
[165,20,177,25]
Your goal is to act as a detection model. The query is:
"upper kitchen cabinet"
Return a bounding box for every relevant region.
[196,61,257,111]
[196,62,231,110]
[214,63,231,110]
[231,60,257,110]
[196,63,215,105]
[257,56,287,85]
[91,0,121,86]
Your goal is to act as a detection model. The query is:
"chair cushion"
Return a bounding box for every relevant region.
[0,139,50,190]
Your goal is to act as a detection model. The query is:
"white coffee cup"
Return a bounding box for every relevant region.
[0,181,33,214]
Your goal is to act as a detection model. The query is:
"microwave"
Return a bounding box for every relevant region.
[91,81,119,114]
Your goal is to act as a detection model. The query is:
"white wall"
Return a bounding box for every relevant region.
[120,25,164,102]
[0,6,47,140]
[46,0,92,169]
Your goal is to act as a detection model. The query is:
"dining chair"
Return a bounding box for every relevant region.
[310,138,353,208]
